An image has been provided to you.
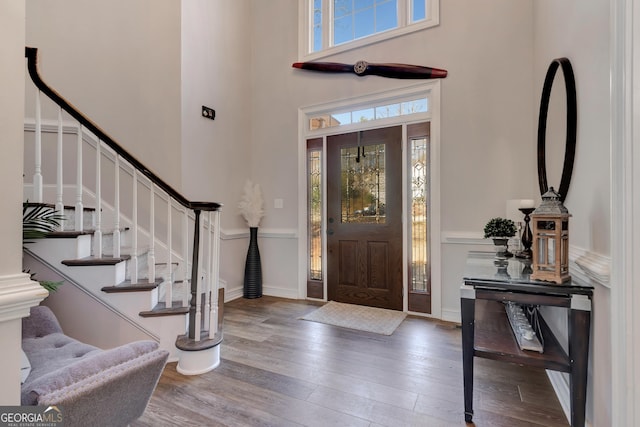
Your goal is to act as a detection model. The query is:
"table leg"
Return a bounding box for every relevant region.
[461,295,475,423]
[569,305,590,427]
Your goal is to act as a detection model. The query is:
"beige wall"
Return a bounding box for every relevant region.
[16,3,614,422]
[25,0,183,190]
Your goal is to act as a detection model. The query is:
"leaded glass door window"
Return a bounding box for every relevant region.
[340,142,386,224]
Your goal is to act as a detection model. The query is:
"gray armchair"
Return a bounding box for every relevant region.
[21,305,168,427]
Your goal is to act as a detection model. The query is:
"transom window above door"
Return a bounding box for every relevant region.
[301,0,439,59]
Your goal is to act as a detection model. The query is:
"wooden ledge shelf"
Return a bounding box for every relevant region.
[473,299,569,372]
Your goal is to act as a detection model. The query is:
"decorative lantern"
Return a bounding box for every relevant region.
[530,187,571,284]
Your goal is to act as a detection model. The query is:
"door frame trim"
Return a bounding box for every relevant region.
[297,81,442,318]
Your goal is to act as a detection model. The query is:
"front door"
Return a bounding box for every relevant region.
[327,126,403,310]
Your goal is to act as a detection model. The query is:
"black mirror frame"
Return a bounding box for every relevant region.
[537,57,577,202]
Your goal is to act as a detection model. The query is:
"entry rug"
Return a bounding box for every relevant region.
[300,301,407,335]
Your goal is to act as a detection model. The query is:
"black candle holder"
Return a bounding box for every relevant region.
[515,207,535,259]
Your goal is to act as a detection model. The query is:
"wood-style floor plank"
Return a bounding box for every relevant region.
[133,296,568,427]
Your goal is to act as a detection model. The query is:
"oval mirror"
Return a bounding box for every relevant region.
[537,58,577,202]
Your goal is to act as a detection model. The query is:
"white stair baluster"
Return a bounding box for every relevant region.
[210,210,221,338]
[203,211,212,331]
[182,208,189,308]
[75,126,84,232]
[33,90,43,203]
[112,155,121,258]
[165,198,173,307]
[147,182,156,283]
[94,140,103,258]
[194,213,204,341]
[130,170,139,283]
[55,107,65,230]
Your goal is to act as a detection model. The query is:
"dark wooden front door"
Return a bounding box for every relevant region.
[327,126,403,310]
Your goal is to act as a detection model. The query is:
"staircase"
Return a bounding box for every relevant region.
[22,47,223,375]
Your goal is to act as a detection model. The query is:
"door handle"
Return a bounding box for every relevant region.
[329,217,335,223]
[327,229,334,235]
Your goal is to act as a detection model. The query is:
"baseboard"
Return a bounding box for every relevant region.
[223,283,299,302]
[546,370,571,424]
[441,308,461,323]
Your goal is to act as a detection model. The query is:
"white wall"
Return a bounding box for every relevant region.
[25,0,183,189]
[533,1,611,425]
[0,0,50,405]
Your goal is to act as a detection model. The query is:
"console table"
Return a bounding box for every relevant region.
[460,251,593,426]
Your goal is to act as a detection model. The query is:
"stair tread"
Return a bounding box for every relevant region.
[101,278,163,293]
[139,301,189,317]
[46,230,94,238]
[61,255,131,266]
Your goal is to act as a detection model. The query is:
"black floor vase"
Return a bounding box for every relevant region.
[243,227,262,298]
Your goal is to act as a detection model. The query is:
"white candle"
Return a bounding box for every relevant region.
[520,199,535,209]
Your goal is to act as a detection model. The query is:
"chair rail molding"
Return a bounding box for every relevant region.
[570,245,611,289]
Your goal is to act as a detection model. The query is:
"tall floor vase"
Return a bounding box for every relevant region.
[243,227,262,298]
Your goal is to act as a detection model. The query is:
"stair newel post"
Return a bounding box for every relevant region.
[112,155,121,258]
[55,107,65,231]
[147,182,156,283]
[209,210,221,339]
[182,208,190,308]
[130,170,139,284]
[75,126,84,232]
[33,90,43,203]
[188,209,202,340]
[165,198,173,307]
[94,140,103,258]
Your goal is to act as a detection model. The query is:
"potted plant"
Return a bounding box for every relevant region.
[483,217,517,259]
[23,202,65,292]
[238,180,264,299]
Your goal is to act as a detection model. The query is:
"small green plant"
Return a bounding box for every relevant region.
[483,217,517,238]
[23,202,66,292]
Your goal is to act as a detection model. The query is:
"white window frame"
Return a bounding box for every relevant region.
[297,81,442,318]
[298,0,440,61]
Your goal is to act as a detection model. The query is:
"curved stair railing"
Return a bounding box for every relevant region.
[24,47,222,361]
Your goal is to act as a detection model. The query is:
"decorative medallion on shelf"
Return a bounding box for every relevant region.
[292,60,448,79]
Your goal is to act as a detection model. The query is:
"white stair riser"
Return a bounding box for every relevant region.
[27,236,188,360]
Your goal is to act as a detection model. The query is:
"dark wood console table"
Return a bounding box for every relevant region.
[460,251,592,426]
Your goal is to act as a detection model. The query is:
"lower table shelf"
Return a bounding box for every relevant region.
[474,299,570,372]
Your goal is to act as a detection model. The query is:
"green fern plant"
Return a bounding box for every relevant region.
[23,202,66,291]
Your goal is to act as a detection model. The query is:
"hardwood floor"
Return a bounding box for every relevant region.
[132,296,568,427]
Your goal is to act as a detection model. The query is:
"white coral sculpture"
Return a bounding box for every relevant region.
[238,180,264,227]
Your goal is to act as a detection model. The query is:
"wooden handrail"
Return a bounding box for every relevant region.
[25,47,221,212]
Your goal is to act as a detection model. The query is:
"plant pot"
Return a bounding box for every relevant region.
[492,237,511,259]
